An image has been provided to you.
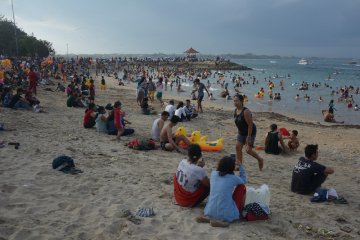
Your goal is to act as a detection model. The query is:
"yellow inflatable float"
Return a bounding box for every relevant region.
[176,127,224,152]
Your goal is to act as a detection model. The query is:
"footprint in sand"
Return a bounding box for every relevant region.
[1,184,17,193]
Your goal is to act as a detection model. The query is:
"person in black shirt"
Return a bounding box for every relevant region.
[291,144,334,194]
[7,88,31,110]
[234,94,264,170]
[265,124,287,155]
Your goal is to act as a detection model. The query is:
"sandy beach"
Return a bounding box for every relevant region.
[1,75,360,240]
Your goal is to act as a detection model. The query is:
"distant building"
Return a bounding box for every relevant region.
[184,47,199,61]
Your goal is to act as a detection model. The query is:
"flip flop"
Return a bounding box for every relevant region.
[8,142,20,149]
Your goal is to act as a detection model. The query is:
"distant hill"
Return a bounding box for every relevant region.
[0,16,54,58]
[56,52,294,59]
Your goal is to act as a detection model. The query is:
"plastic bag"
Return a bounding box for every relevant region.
[245,184,270,206]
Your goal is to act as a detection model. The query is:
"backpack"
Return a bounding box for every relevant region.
[127,138,156,151]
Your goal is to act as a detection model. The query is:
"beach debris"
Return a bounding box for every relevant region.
[340,226,353,233]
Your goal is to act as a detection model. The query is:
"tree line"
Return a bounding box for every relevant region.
[0,16,54,58]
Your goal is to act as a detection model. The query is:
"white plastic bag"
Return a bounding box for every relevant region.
[244,184,270,206]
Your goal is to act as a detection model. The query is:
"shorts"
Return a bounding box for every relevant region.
[148,91,155,98]
[237,134,256,147]
[156,92,163,100]
[160,137,176,150]
[197,95,204,102]
[160,141,169,150]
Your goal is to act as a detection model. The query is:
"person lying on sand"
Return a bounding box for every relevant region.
[196,156,247,227]
[173,144,210,207]
[291,144,334,195]
[159,115,192,153]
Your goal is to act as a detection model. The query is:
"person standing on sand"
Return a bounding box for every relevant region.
[156,77,164,106]
[233,94,264,170]
[27,66,38,96]
[194,78,210,113]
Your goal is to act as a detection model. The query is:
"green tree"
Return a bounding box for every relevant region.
[0,15,54,57]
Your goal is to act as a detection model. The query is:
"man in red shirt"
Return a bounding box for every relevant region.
[28,66,38,95]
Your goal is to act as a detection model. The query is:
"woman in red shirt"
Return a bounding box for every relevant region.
[113,101,124,139]
[28,66,38,95]
[83,103,97,128]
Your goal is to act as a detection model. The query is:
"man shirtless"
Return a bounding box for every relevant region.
[160,115,192,153]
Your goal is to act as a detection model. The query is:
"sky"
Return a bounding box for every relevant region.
[1,0,360,58]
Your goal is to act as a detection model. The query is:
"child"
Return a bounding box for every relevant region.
[173,144,210,207]
[208,93,216,100]
[197,156,247,227]
[288,130,299,151]
[101,76,106,90]
[114,101,124,140]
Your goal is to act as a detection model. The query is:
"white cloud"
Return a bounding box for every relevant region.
[15,16,78,32]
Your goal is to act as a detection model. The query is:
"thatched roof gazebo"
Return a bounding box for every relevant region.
[184,47,199,60]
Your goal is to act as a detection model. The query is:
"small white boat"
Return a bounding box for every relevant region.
[298,58,309,65]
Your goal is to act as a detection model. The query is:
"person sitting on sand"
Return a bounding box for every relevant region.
[184,99,198,120]
[159,115,192,153]
[25,91,40,106]
[173,144,210,207]
[196,156,247,227]
[264,124,287,155]
[354,104,359,111]
[83,103,97,128]
[175,101,187,122]
[151,111,169,141]
[55,82,66,92]
[95,106,108,133]
[291,144,334,195]
[113,101,134,139]
[140,97,156,115]
[67,91,85,108]
[287,130,300,151]
[7,88,31,110]
[164,99,176,119]
[321,110,344,123]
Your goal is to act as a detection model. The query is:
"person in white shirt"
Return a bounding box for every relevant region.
[175,101,187,121]
[95,106,108,133]
[151,111,169,141]
[165,99,176,119]
[173,144,210,207]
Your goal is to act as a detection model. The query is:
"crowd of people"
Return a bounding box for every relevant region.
[0,55,348,228]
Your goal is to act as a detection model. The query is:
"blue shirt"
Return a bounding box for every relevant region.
[204,165,247,222]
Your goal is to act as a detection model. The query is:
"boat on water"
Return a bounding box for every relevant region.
[298,58,309,65]
[348,60,357,65]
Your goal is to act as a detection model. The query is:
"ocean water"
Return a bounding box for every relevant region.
[173,58,360,125]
